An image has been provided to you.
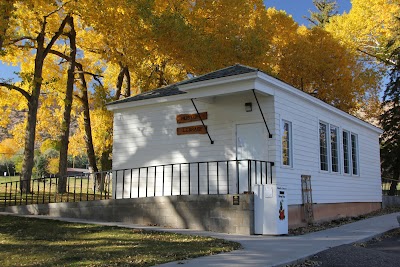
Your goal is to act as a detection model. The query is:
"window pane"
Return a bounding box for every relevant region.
[319,123,328,171]
[351,134,358,175]
[330,126,339,172]
[343,131,350,174]
[282,121,291,166]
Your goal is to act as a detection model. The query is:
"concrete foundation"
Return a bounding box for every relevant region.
[4,194,254,235]
[3,196,385,234]
[288,202,382,228]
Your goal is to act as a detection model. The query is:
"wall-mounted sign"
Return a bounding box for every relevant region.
[176,112,208,124]
[233,196,240,205]
[177,125,207,135]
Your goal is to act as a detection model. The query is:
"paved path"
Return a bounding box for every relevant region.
[1,212,399,267]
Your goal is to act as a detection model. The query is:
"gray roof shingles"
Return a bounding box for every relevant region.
[107,64,258,106]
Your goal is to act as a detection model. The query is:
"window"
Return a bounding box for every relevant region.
[282,120,292,166]
[330,126,339,172]
[351,133,359,175]
[342,131,350,174]
[319,122,328,171]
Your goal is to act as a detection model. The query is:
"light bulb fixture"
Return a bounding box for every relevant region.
[245,102,252,112]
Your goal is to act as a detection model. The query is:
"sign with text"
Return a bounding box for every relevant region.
[176,112,208,124]
[177,125,207,135]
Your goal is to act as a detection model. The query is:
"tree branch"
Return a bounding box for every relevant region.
[357,48,395,66]
[43,15,71,58]
[0,82,31,101]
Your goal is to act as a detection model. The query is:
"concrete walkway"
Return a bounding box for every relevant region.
[1,212,399,267]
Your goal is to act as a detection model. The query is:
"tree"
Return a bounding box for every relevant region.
[380,28,400,195]
[306,0,338,27]
[0,2,70,191]
[57,15,76,193]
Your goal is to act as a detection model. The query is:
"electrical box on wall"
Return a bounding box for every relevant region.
[253,184,288,235]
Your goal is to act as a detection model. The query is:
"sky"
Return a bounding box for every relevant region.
[0,1,352,80]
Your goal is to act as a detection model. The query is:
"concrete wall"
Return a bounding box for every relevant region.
[4,194,254,235]
[382,196,400,208]
[288,202,382,228]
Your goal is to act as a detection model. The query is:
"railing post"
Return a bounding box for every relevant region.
[216,161,219,195]
[122,169,125,199]
[171,164,174,196]
[138,168,141,198]
[236,160,239,194]
[146,167,149,197]
[207,162,209,195]
[197,162,200,195]
[188,163,191,195]
[130,169,133,199]
[14,181,18,205]
[162,166,165,196]
[154,166,157,197]
[226,161,230,194]
[42,179,46,204]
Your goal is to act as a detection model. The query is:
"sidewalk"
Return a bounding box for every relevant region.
[1,211,399,267]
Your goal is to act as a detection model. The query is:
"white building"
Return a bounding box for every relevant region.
[107,65,382,227]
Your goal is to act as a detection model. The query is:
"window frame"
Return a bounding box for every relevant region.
[319,121,329,172]
[351,133,359,176]
[281,120,293,167]
[342,130,351,175]
[330,125,340,173]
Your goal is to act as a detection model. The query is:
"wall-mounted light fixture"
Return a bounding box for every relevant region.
[245,102,252,112]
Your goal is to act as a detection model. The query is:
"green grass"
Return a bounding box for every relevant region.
[0,215,241,267]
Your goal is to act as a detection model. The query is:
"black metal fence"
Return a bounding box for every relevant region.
[1,159,274,207]
[382,177,400,196]
[0,172,112,207]
[113,159,274,199]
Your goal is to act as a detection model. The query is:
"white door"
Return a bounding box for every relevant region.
[236,123,269,193]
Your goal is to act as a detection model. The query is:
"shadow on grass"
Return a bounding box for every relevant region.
[0,215,240,267]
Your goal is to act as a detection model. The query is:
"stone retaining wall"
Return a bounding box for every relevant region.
[382,196,400,208]
[4,194,254,235]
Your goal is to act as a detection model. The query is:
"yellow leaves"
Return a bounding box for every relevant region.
[0,138,19,159]
[326,0,400,54]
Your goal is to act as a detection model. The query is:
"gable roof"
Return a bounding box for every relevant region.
[107,64,258,106]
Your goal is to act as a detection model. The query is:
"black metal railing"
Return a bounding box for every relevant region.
[112,159,274,199]
[0,171,112,207]
[1,159,274,207]
[382,177,400,196]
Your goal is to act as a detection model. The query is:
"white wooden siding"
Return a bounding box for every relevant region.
[273,88,382,205]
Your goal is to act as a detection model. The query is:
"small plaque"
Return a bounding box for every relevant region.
[177,125,207,135]
[176,112,207,123]
[233,196,240,205]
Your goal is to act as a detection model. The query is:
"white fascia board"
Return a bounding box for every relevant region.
[256,72,383,134]
[106,93,189,111]
[178,72,258,91]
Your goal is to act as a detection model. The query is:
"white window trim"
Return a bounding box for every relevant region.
[330,125,340,173]
[342,130,351,175]
[351,133,360,176]
[281,120,293,168]
[319,121,330,172]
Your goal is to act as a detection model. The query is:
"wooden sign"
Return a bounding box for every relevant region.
[177,125,207,135]
[176,112,207,124]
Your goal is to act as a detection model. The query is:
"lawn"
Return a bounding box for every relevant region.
[0,215,241,267]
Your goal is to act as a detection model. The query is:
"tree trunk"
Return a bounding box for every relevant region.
[76,66,102,191]
[19,15,69,193]
[58,16,76,193]
[124,67,131,97]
